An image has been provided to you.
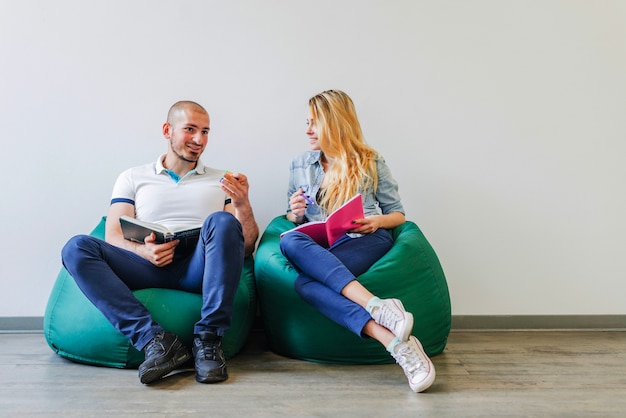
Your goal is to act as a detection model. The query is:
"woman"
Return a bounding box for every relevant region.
[280,90,436,393]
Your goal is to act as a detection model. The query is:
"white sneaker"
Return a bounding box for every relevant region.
[370,298,414,342]
[391,336,436,393]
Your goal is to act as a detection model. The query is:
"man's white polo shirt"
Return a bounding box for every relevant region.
[110,155,228,230]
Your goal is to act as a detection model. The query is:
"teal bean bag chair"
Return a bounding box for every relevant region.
[255,215,451,364]
[44,217,256,368]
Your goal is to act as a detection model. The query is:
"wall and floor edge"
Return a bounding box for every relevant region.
[2,315,625,333]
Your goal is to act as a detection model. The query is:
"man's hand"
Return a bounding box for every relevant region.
[221,171,259,257]
[138,233,179,267]
[220,171,250,207]
[105,203,180,267]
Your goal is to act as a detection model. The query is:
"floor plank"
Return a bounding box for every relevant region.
[1,331,624,417]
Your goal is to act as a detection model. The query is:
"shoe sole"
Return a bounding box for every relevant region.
[376,299,414,342]
[139,347,192,384]
[411,366,436,393]
[196,369,228,384]
[398,311,414,342]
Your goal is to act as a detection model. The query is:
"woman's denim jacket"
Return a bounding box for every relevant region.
[286,150,404,222]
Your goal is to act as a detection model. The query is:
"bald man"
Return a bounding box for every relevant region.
[62,101,258,385]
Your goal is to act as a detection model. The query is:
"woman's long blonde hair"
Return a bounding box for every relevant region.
[310,90,378,214]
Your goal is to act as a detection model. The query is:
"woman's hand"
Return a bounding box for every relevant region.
[350,216,381,234]
[351,212,406,234]
[287,188,308,223]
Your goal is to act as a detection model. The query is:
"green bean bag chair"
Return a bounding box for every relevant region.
[44,217,256,368]
[255,216,451,364]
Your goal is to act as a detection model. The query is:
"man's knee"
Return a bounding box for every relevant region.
[61,235,99,268]
[203,212,242,237]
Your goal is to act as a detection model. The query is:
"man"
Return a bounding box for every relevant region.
[62,101,259,385]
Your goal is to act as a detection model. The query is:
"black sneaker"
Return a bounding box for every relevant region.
[192,331,228,383]
[138,332,191,384]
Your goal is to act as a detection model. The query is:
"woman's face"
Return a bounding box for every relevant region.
[306,109,320,150]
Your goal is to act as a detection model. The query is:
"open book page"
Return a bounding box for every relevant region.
[280,194,364,247]
[119,216,202,244]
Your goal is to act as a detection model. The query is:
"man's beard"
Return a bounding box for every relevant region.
[171,141,200,163]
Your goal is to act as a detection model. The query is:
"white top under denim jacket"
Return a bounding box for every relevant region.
[286,150,405,223]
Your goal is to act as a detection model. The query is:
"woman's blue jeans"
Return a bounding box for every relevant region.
[279,228,394,337]
[61,212,244,350]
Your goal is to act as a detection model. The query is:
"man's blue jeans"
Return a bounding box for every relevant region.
[61,212,244,350]
[279,228,394,337]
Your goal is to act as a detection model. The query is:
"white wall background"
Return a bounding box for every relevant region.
[1,0,625,317]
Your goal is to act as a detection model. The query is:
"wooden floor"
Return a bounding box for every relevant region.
[1,330,625,417]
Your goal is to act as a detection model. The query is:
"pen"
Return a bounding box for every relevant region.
[220,170,241,183]
[302,193,315,205]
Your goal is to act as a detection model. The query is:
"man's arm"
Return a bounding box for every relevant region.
[221,172,259,257]
[105,202,139,249]
[105,202,179,267]
[224,201,258,257]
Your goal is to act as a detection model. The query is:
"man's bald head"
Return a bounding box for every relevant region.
[167,101,209,126]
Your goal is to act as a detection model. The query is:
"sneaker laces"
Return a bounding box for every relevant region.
[144,332,166,357]
[376,303,404,330]
[394,343,427,375]
[197,340,220,361]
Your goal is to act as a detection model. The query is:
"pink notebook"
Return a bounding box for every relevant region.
[281,194,364,248]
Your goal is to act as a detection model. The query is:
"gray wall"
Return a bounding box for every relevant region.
[1,0,625,318]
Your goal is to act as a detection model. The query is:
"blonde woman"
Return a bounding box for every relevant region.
[280,90,436,393]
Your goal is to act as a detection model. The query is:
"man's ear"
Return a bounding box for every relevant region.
[162,122,171,139]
